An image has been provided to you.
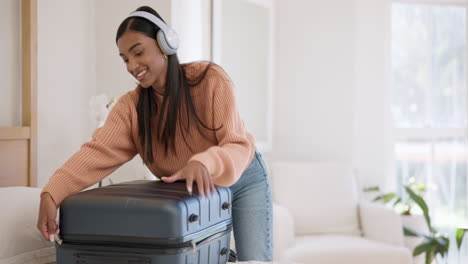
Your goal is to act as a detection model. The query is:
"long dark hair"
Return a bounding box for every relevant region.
[116,6,218,164]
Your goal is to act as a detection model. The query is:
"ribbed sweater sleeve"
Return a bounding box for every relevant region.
[189,73,254,186]
[41,95,138,206]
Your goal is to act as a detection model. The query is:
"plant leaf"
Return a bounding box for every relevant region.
[383,193,396,203]
[413,241,434,257]
[363,186,380,192]
[425,250,435,264]
[405,186,431,231]
[432,235,450,259]
[403,226,435,240]
[373,193,396,204]
[404,226,421,237]
[373,195,383,202]
[435,238,449,258]
[456,228,467,250]
[434,236,448,247]
[393,197,402,207]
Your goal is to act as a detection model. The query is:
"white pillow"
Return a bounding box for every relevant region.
[0,187,55,264]
[271,162,361,236]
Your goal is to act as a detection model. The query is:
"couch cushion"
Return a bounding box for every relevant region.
[271,162,360,236]
[284,235,411,264]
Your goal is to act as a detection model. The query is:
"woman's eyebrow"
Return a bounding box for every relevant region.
[119,43,142,56]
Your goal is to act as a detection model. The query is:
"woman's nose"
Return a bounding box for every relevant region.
[127,60,138,74]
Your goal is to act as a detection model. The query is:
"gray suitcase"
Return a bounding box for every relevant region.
[55,180,233,264]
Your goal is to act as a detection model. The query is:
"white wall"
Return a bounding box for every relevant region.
[272,0,391,188]
[37,0,97,187]
[0,0,21,126]
[172,0,211,62]
[354,0,393,189]
[272,0,356,163]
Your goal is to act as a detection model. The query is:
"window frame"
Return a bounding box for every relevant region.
[389,0,468,224]
[390,0,468,139]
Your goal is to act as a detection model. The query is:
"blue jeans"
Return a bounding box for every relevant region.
[229,151,273,261]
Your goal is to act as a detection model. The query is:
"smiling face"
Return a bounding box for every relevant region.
[117,30,167,90]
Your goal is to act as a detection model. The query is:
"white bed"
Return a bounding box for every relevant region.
[0,187,55,264]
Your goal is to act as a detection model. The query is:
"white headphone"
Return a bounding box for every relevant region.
[127,11,179,55]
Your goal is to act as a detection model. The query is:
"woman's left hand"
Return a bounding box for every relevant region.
[161,161,215,196]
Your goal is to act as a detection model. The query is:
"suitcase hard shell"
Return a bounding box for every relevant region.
[56,180,233,264]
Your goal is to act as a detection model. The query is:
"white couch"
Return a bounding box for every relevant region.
[271,162,412,264]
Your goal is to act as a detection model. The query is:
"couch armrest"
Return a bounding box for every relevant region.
[359,200,405,246]
[273,203,295,260]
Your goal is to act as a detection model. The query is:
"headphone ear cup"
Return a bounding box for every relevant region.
[157,30,177,55]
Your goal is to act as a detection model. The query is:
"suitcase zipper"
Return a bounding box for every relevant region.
[57,226,232,254]
[62,220,232,247]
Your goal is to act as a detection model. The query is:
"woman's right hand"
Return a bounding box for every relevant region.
[37,192,59,241]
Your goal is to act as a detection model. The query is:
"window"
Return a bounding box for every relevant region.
[391,2,468,227]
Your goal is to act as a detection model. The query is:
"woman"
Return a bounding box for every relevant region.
[37,6,272,261]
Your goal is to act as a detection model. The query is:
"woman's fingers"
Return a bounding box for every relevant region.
[196,172,205,197]
[47,219,57,241]
[211,176,216,194]
[166,161,214,197]
[163,170,196,195]
[161,170,182,183]
[192,161,211,196]
[197,163,213,197]
[209,174,215,195]
[203,171,211,196]
[186,174,193,195]
[37,193,59,241]
[37,217,49,240]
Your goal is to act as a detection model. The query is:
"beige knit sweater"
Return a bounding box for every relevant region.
[42,62,255,206]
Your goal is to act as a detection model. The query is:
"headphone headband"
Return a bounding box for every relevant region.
[127,11,179,55]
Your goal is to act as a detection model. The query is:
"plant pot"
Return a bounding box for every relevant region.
[401,214,431,264]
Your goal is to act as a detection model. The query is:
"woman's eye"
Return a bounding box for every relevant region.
[135,51,143,56]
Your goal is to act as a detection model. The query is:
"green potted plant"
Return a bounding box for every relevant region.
[364,182,450,264]
[363,178,426,215]
[402,186,450,264]
[364,179,429,264]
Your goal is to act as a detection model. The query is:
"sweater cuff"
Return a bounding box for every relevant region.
[189,152,216,178]
[41,184,67,207]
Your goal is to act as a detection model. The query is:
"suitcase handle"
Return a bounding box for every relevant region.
[74,253,151,264]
